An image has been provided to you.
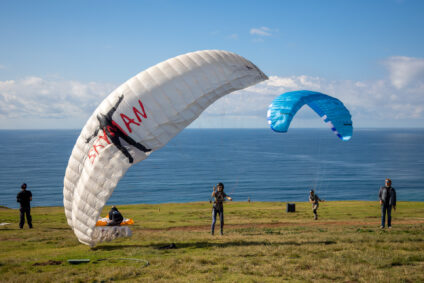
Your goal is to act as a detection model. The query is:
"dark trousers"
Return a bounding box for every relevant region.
[381,205,392,227]
[211,207,224,235]
[312,204,318,220]
[19,207,32,228]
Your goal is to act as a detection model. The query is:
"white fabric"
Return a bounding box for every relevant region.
[92,226,132,243]
[63,50,268,246]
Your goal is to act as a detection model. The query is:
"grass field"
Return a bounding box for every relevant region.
[1,201,424,282]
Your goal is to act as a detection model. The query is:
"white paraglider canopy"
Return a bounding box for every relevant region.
[63,50,268,246]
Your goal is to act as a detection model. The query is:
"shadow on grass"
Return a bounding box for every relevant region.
[92,244,147,251]
[166,240,337,249]
[93,240,336,251]
[46,227,71,230]
[1,227,71,232]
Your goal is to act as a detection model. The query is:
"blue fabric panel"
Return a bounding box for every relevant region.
[267,90,353,141]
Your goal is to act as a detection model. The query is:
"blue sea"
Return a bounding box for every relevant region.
[1,129,423,209]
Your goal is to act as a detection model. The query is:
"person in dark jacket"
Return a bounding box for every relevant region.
[17,183,32,229]
[379,178,396,228]
[108,206,124,226]
[211,183,232,235]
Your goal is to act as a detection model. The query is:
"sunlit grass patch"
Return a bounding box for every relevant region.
[0,201,423,282]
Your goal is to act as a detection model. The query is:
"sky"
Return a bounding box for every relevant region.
[0,0,424,129]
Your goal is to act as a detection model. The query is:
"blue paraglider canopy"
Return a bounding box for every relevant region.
[267,90,353,141]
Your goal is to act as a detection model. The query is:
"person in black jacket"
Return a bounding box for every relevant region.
[211,183,232,235]
[379,178,397,228]
[17,183,32,229]
[108,206,124,226]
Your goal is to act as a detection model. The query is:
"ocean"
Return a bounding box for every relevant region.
[1,128,423,209]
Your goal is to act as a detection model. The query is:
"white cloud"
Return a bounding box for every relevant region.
[201,72,424,127]
[250,27,272,37]
[0,77,116,122]
[2,56,424,129]
[384,56,424,89]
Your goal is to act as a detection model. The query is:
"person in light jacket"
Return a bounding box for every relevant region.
[309,190,324,220]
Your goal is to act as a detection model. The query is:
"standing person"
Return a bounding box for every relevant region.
[17,183,32,229]
[108,206,124,226]
[211,183,232,235]
[379,178,396,229]
[309,189,324,220]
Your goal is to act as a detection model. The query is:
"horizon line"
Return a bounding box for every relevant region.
[1,127,423,131]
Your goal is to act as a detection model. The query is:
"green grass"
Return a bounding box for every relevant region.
[1,201,424,282]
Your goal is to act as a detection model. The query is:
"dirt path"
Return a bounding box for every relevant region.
[141,219,424,232]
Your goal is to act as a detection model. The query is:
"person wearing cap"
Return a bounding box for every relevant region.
[211,182,232,235]
[379,178,397,228]
[17,183,32,229]
[107,206,124,226]
[309,189,324,220]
